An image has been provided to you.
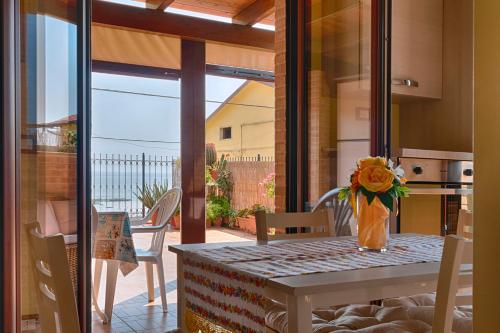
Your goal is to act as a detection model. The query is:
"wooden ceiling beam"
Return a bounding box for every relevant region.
[92,0,274,50]
[145,0,175,11]
[232,0,275,26]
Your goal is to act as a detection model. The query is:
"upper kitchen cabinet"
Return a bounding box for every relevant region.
[391,0,443,99]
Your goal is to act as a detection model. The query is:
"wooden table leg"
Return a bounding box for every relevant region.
[177,255,187,332]
[104,260,120,323]
[286,295,312,333]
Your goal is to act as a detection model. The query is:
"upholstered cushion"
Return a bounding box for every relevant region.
[266,302,431,333]
[51,200,77,235]
[265,301,473,333]
[382,293,472,333]
[37,200,60,235]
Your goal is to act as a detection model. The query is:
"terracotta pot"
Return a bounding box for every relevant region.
[236,216,257,235]
[206,217,222,228]
[170,215,181,230]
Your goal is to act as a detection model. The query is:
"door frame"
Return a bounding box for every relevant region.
[1,0,92,331]
[288,0,392,210]
[1,0,19,331]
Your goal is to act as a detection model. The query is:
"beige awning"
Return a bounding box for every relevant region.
[92,24,274,72]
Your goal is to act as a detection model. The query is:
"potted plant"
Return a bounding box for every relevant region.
[206,195,230,227]
[235,204,268,235]
[135,181,169,225]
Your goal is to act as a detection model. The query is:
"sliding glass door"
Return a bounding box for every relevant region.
[1,0,90,331]
[305,0,374,205]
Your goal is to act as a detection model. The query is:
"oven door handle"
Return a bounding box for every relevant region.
[409,188,473,195]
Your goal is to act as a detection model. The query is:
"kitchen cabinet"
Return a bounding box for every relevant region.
[391,0,443,99]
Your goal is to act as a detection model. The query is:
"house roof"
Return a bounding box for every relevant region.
[205,80,274,123]
[206,81,251,122]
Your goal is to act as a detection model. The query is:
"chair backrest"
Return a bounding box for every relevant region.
[149,187,182,252]
[456,209,473,239]
[24,222,80,333]
[255,209,330,242]
[433,235,473,333]
[311,188,353,236]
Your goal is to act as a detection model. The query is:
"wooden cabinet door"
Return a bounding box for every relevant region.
[392,0,443,99]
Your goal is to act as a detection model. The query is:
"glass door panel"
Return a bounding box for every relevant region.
[18,0,83,331]
[306,0,372,204]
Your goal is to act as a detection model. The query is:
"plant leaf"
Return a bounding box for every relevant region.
[378,192,394,211]
[360,187,376,205]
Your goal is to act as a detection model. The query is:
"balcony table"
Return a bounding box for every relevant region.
[169,234,444,333]
[92,211,139,324]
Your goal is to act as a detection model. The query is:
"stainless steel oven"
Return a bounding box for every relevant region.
[395,149,473,236]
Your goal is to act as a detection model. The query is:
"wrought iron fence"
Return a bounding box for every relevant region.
[91,153,180,217]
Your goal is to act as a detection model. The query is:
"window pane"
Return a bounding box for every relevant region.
[306,0,372,204]
[19,1,79,330]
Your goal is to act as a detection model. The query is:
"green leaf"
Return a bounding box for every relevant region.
[360,187,376,205]
[378,192,394,211]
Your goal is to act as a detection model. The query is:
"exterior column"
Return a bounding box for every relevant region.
[180,39,206,244]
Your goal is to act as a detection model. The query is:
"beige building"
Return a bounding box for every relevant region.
[206,80,275,159]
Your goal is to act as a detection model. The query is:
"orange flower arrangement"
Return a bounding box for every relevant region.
[340,157,409,213]
[340,157,409,251]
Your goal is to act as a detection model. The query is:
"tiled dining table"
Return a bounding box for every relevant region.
[169,234,445,333]
[92,211,139,324]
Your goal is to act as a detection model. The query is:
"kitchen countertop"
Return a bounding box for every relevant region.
[395,148,473,161]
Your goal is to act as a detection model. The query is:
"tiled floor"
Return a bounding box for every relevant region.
[91,228,254,333]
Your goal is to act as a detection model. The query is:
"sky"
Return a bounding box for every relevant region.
[91,73,245,157]
[41,0,273,157]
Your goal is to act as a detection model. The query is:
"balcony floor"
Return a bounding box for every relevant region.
[92,228,254,333]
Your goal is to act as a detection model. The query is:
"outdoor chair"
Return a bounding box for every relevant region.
[25,222,81,333]
[311,188,354,236]
[131,187,182,312]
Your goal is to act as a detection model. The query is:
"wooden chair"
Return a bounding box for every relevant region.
[457,209,473,239]
[433,235,473,332]
[311,188,353,236]
[265,235,473,333]
[255,209,331,242]
[25,222,80,333]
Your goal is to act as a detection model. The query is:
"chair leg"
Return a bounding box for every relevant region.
[94,259,104,299]
[156,258,168,312]
[104,260,120,323]
[145,262,155,302]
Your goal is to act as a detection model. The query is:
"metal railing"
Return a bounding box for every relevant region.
[91,153,180,217]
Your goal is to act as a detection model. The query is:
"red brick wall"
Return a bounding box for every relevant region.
[38,151,77,200]
[274,0,287,212]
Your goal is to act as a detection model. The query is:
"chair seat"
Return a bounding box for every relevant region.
[265,301,472,333]
[135,248,161,261]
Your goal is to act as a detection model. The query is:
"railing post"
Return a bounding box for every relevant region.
[142,152,146,217]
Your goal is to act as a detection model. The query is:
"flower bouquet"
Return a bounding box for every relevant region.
[339,157,410,251]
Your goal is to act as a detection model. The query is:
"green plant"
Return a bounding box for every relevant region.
[59,129,77,153]
[135,181,169,210]
[209,154,233,199]
[206,143,217,166]
[206,195,231,222]
[260,172,275,199]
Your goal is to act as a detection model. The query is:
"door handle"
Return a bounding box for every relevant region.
[392,79,419,88]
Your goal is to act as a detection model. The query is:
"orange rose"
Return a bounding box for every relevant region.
[350,170,361,192]
[358,165,395,193]
[358,157,387,169]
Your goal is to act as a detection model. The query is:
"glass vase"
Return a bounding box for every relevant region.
[356,193,391,252]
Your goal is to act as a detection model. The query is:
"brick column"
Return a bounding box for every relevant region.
[274,0,286,212]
